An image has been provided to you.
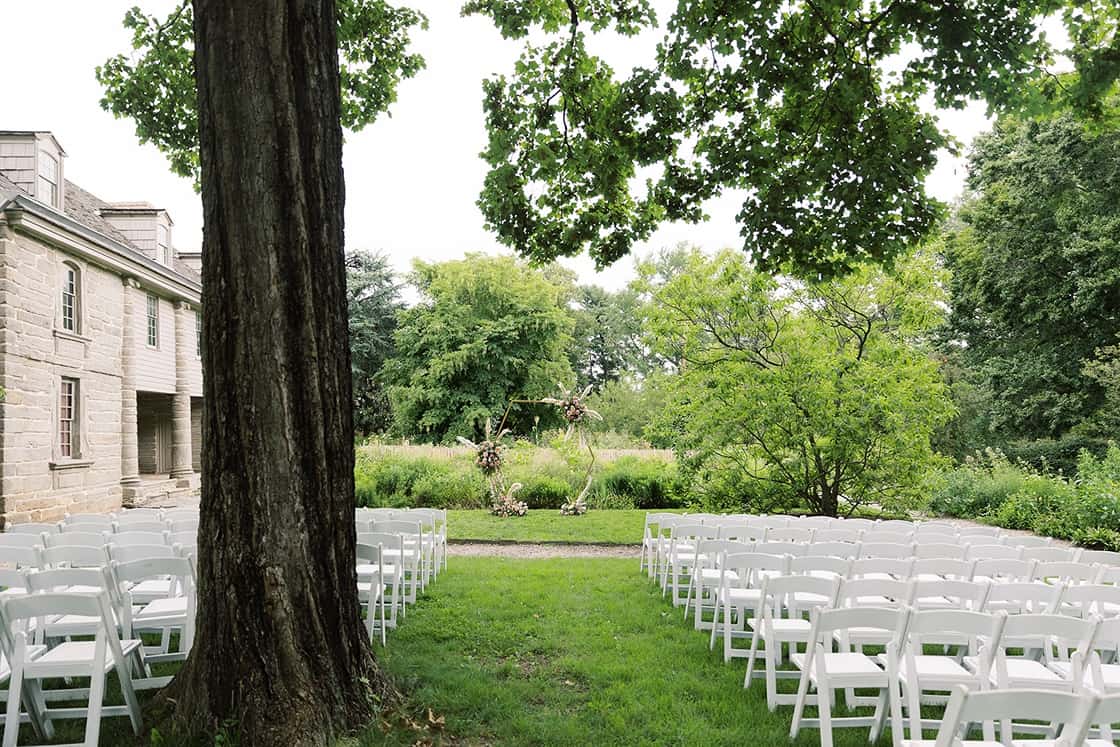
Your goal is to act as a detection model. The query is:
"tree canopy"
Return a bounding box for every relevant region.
[384,254,574,442]
[940,109,1120,444]
[641,248,954,516]
[99,0,1120,276]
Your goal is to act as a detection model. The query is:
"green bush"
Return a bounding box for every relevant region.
[932,443,1120,549]
[411,469,487,509]
[517,477,572,509]
[595,457,683,509]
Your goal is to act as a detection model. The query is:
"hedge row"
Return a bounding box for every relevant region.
[354,445,686,510]
[930,444,1120,550]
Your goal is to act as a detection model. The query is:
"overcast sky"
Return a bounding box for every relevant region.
[4,0,992,291]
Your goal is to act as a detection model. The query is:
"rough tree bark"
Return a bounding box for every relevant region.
[162,0,394,743]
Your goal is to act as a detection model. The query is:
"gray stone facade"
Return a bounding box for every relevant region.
[0,131,203,523]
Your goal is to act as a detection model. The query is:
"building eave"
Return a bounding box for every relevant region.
[0,194,201,302]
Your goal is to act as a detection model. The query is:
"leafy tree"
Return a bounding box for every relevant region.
[347,250,403,435]
[384,255,575,442]
[96,0,427,183]
[466,0,1120,278]
[641,249,954,517]
[163,0,389,743]
[1083,345,1120,439]
[568,285,645,391]
[941,110,1120,443]
[586,376,670,447]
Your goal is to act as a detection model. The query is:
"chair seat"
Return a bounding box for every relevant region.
[885,654,975,681]
[135,596,188,621]
[1049,660,1120,689]
[0,645,47,681]
[25,639,141,676]
[792,591,830,606]
[718,588,761,605]
[791,651,884,677]
[747,617,812,637]
[698,568,737,583]
[964,656,1068,688]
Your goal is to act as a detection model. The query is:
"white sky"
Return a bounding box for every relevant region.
[2,0,993,291]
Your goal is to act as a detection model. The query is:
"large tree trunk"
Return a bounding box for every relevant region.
[164,1,393,743]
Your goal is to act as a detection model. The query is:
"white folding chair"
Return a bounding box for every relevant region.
[45,532,106,548]
[39,545,106,570]
[61,515,114,532]
[0,591,144,747]
[972,558,1036,584]
[916,543,969,561]
[850,557,914,581]
[640,512,676,577]
[1006,534,1054,550]
[712,551,791,661]
[367,520,425,603]
[0,536,41,551]
[744,574,841,711]
[1082,691,1120,747]
[686,539,752,630]
[1081,550,1120,567]
[1061,584,1120,620]
[662,523,717,606]
[789,606,909,747]
[358,532,404,627]
[0,547,42,570]
[910,579,990,612]
[983,581,1064,615]
[112,556,196,679]
[112,520,168,535]
[904,684,1095,747]
[1034,561,1100,586]
[109,531,168,547]
[893,608,1006,740]
[355,542,387,646]
[967,544,1023,561]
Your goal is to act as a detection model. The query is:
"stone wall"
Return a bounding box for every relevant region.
[0,230,124,523]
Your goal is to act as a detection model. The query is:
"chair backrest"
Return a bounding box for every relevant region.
[109,530,168,547]
[40,544,107,569]
[790,555,851,579]
[643,512,677,536]
[795,516,835,529]
[358,532,405,554]
[746,515,791,530]
[915,542,968,561]
[753,541,805,557]
[1060,584,1120,619]
[859,542,915,559]
[809,605,910,640]
[910,578,990,611]
[841,518,877,531]
[1022,546,1078,563]
[863,531,914,545]
[878,519,916,531]
[1080,549,1120,567]
[5,522,59,535]
[369,519,423,537]
[1034,560,1100,585]
[0,534,41,549]
[967,543,1023,561]
[27,566,112,594]
[168,530,197,547]
[63,513,114,529]
[836,577,914,607]
[1006,534,1053,550]
[984,580,1064,613]
[109,543,176,563]
[721,551,790,586]
[698,539,752,563]
[759,574,841,616]
[0,545,42,568]
[114,519,168,534]
[904,607,1005,651]
[765,527,813,543]
[807,540,860,559]
[850,557,914,579]
[716,523,767,543]
[0,568,29,594]
[911,532,959,546]
[995,613,1099,666]
[957,525,1002,538]
[668,523,708,542]
[163,509,200,523]
[934,685,1096,747]
[813,528,862,543]
[973,557,1036,582]
[912,557,976,581]
[111,555,195,596]
[47,530,107,547]
[1082,692,1120,746]
[355,541,384,565]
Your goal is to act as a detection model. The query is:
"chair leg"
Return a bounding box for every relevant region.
[3,657,24,747]
[84,668,107,747]
[818,675,834,747]
[789,664,813,741]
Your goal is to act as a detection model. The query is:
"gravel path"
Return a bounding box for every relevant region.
[448,542,640,558]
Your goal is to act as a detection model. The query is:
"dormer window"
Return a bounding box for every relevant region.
[38,152,59,207]
[157,224,171,265]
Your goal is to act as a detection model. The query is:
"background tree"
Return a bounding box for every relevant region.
[347,250,403,435]
[96,0,427,184]
[384,255,574,442]
[642,249,954,516]
[567,285,645,391]
[939,109,1120,454]
[467,0,1120,278]
[161,0,389,743]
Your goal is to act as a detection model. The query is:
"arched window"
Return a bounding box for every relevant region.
[61,262,81,334]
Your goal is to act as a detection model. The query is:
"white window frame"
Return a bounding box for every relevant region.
[157,224,170,266]
[61,262,80,334]
[146,293,159,348]
[59,377,80,459]
[195,310,202,358]
[38,152,58,206]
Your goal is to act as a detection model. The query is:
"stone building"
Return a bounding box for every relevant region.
[0,131,203,523]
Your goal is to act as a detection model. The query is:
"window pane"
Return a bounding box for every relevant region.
[62,266,76,332]
[59,378,78,458]
[147,294,159,347]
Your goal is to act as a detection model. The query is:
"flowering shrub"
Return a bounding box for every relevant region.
[475,440,503,473]
[559,497,587,516]
[491,483,528,517]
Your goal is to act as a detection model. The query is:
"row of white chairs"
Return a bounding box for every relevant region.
[8,509,200,536]
[0,560,197,747]
[354,508,449,646]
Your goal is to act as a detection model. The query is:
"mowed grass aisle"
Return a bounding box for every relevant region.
[363,557,894,746]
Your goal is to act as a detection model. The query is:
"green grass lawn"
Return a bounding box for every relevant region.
[360,557,896,746]
[447,509,662,544]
